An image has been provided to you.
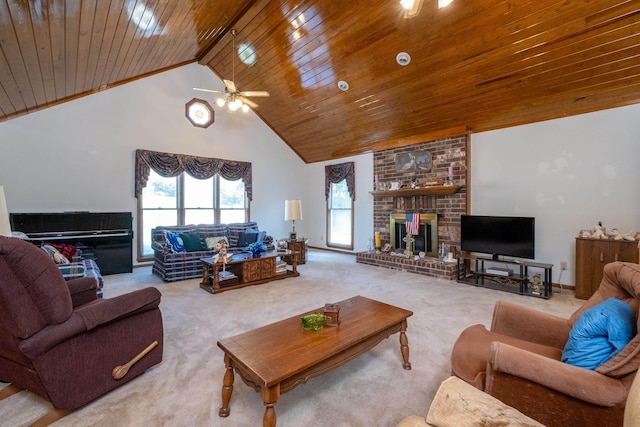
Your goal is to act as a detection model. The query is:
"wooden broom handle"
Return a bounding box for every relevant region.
[112,341,158,380]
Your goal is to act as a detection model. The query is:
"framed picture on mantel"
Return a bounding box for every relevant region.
[396,151,432,172]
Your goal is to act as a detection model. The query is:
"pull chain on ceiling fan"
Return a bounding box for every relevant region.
[194,29,270,112]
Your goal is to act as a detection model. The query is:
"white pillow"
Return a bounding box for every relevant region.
[205,236,228,249]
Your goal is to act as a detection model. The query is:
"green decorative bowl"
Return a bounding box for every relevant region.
[301,313,331,331]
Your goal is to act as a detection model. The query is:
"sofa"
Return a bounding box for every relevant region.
[151,222,272,282]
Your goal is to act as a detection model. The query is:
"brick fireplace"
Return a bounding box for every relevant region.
[356,134,467,279]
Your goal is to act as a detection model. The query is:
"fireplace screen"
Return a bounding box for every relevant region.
[389,213,438,257]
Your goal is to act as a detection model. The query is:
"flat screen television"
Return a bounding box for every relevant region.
[461,215,535,260]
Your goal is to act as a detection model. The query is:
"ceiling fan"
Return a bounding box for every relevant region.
[194,29,269,112]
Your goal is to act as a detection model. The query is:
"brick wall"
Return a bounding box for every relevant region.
[372,135,467,257]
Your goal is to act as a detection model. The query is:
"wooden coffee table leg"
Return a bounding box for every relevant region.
[261,384,280,427]
[400,319,411,370]
[219,354,235,417]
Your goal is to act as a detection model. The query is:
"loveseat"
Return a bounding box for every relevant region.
[151,222,272,282]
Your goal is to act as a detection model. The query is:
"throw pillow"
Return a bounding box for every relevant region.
[245,227,267,244]
[562,298,637,370]
[179,233,205,252]
[237,232,259,247]
[205,236,229,250]
[41,244,70,264]
[164,231,186,253]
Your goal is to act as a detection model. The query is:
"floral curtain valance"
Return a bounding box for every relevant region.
[134,149,253,200]
[325,161,355,200]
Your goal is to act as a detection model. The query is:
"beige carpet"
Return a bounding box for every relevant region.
[0,251,582,427]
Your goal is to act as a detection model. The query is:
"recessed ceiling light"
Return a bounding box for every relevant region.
[396,52,411,66]
[438,0,454,8]
[238,42,256,66]
[338,80,349,91]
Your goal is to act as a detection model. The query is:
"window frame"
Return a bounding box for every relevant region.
[136,172,249,262]
[326,179,354,250]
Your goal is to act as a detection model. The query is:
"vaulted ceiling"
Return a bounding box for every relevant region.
[1,0,639,163]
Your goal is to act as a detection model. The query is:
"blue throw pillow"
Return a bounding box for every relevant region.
[164,231,186,253]
[562,298,636,370]
[244,227,266,243]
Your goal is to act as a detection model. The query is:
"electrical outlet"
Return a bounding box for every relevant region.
[320,235,324,242]
[560,261,567,271]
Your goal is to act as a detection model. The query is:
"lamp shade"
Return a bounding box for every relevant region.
[0,186,11,237]
[284,199,302,221]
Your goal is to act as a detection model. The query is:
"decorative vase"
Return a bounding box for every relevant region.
[301,313,331,331]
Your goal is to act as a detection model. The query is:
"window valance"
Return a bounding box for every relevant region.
[325,161,355,200]
[134,149,253,200]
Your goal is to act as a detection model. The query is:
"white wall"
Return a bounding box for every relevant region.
[471,103,640,286]
[304,154,374,252]
[0,63,306,261]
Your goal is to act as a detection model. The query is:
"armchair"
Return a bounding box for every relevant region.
[451,261,640,427]
[0,236,163,425]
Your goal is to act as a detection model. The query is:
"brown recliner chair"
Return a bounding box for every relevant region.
[0,236,163,425]
[451,261,640,427]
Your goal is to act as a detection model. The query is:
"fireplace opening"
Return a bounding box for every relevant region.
[390,213,438,257]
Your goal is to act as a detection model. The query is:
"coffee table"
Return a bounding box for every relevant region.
[200,250,299,294]
[217,295,413,427]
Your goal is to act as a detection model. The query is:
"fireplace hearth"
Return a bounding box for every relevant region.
[390,213,438,257]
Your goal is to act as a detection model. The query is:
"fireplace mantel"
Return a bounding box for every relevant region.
[370,185,462,198]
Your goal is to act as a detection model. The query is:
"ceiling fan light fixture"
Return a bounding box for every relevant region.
[228,99,242,111]
[193,29,270,112]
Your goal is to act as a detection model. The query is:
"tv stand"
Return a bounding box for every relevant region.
[457,254,553,299]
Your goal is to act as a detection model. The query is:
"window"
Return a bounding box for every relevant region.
[327,179,353,249]
[138,170,247,260]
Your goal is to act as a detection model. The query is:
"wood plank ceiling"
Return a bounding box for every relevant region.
[1,0,639,163]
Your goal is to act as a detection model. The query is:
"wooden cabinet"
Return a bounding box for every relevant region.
[575,238,639,299]
[286,239,308,265]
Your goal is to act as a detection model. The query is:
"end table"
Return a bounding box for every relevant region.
[286,238,308,265]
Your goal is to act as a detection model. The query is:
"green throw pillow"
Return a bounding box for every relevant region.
[179,233,205,252]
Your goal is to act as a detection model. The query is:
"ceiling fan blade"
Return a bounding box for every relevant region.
[239,91,270,97]
[193,87,224,94]
[224,79,237,93]
[239,96,258,108]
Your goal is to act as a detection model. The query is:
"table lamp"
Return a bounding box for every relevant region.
[0,186,11,237]
[284,199,302,241]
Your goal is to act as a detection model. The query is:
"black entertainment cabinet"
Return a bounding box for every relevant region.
[457,254,553,299]
[10,212,133,275]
